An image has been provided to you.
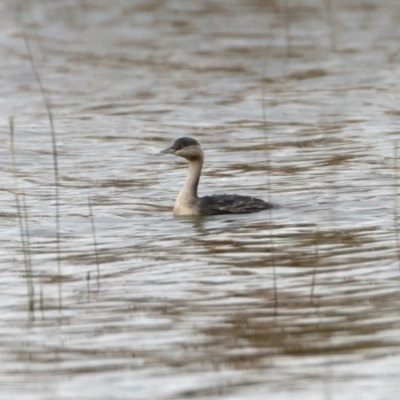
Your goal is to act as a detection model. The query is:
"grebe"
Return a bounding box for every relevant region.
[161,137,274,216]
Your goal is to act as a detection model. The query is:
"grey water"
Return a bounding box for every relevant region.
[1,0,400,399]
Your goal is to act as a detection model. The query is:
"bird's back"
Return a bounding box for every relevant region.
[199,194,273,215]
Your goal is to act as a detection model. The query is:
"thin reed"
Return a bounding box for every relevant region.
[23,33,62,309]
[261,24,278,315]
[9,117,35,313]
[87,194,100,283]
[393,141,400,268]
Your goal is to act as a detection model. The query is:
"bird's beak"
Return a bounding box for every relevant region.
[160,148,175,154]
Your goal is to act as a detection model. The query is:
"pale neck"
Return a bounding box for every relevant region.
[180,156,203,199]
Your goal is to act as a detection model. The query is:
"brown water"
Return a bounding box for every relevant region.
[1,0,400,399]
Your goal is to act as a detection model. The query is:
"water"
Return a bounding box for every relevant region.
[1,0,400,399]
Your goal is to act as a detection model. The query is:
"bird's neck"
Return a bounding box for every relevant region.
[179,156,203,201]
[173,154,204,216]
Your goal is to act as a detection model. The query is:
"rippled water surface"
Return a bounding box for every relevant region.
[1,0,400,399]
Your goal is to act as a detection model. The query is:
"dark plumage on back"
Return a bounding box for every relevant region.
[199,194,273,215]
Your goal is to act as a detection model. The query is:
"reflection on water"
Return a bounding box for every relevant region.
[1,0,400,398]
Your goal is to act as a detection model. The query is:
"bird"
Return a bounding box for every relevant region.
[160,137,274,216]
